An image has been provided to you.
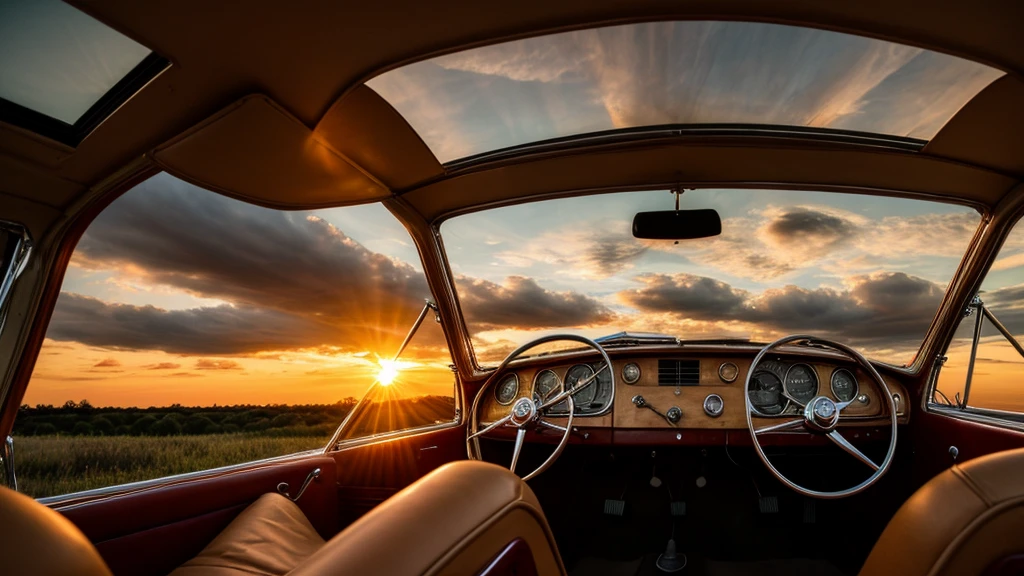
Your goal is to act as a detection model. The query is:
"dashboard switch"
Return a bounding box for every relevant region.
[666,406,682,424]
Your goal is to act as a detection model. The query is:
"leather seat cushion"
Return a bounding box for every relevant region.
[169,493,325,576]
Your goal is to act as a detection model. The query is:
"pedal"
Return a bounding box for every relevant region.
[758,496,779,514]
[604,499,626,516]
[670,501,686,516]
[803,499,816,524]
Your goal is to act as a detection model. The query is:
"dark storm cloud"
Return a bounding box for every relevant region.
[457,275,615,331]
[51,175,608,353]
[762,208,859,249]
[46,293,332,355]
[619,274,747,320]
[74,175,429,324]
[621,271,944,349]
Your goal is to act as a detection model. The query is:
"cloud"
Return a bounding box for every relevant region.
[146,362,181,370]
[457,275,615,331]
[619,271,944,352]
[195,359,242,370]
[92,358,121,368]
[496,226,647,278]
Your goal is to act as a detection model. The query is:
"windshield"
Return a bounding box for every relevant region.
[440,189,980,366]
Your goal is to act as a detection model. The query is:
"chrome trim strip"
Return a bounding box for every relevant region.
[927,404,1024,433]
[40,448,326,509]
[0,221,32,331]
[329,420,462,453]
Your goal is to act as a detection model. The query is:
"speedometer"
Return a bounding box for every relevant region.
[533,370,561,404]
[749,371,787,415]
[784,364,818,404]
[494,373,519,405]
[565,364,598,409]
[830,368,858,402]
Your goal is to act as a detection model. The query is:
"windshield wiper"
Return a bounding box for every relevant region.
[596,332,680,348]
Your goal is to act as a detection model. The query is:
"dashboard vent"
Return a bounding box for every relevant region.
[658,359,700,386]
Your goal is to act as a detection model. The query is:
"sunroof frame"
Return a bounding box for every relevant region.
[443,123,928,170]
[0,52,169,148]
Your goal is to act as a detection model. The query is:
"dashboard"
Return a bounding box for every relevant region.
[478,345,909,444]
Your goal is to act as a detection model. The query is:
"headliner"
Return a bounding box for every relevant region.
[1,0,1024,223]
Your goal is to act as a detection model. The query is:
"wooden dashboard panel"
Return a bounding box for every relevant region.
[476,349,909,432]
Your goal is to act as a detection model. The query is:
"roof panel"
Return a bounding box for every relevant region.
[0,0,152,124]
[367,21,1004,164]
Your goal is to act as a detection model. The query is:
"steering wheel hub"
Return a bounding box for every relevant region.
[805,396,840,431]
[510,397,537,426]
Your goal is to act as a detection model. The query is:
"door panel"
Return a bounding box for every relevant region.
[59,455,337,576]
[912,409,1024,485]
[332,425,465,527]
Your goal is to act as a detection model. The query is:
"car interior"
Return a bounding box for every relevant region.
[2,1,1024,575]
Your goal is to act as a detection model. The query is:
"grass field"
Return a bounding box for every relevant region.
[17,434,332,498]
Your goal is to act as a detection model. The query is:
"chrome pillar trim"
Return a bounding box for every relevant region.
[0,221,32,331]
[2,435,15,490]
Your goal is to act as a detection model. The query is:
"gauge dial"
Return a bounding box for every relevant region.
[831,369,859,402]
[532,369,561,404]
[703,393,724,417]
[749,371,787,415]
[785,364,818,404]
[494,373,519,406]
[565,364,598,409]
[718,362,739,383]
[622,363,641,384]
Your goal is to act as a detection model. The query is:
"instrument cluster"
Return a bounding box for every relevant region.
[748,359,860,417]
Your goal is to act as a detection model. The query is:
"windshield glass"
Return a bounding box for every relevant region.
[367,20,1003,163]
[440,189,980,366]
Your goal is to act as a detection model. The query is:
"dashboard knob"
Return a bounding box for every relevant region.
[666,406,682,423]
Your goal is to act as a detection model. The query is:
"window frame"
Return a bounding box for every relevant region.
[6,169,462,502]
[926,209,1024,432]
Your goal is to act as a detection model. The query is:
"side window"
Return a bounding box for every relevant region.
[934,222,1024,419]
[14,173,455,498]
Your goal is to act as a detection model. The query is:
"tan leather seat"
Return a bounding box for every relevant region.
[859,447,1024,576]
[169,492,326,576]
[290,460,566,576]
[0,484,112,576]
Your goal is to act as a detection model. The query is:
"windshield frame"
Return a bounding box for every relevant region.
[431,184,987,375]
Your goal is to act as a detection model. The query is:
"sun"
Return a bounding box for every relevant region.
[376,359,400,386]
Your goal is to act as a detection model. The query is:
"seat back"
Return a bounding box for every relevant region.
[288,460,566,576]
[0,485,111,576]
[859,447,1024,576]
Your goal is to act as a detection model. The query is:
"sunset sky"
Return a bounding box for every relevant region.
[20,18,1022,412]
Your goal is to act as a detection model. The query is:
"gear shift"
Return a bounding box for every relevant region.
[656,538,686,573]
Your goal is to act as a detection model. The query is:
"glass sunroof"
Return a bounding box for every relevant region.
[0,0,153,124]
[367,21,1005,163]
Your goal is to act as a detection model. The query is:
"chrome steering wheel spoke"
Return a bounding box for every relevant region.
[754,418,805,435]
[827,430,880,471]
[467,414,513,440]
[509,428,527,475]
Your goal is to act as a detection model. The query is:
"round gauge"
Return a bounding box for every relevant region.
[493,373,519,406]
[718,362,739,383]
[784,364,819,404]
[532,369,561,403]
[830,368,859,403]
[622,363,641,384]
[748,371,787,415]
[703,393,724,417]
[565,364,598,409]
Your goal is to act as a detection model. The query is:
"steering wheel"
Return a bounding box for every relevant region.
[467,334,613,480]
[745,335,898,499]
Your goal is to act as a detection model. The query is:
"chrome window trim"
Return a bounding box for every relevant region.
[0,221,33,331]
[927,403,1024,433]
[38,447,326,509]
[328,419,463,453]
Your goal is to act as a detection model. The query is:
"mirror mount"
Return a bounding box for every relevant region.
[632,188,722,241]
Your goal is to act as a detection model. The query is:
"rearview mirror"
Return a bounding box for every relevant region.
[632,209,722,240]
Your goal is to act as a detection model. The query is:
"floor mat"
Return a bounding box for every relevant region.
[705,558,845,576]
[569,556,643,576]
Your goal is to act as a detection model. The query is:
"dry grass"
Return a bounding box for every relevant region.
[16,434,331,498]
